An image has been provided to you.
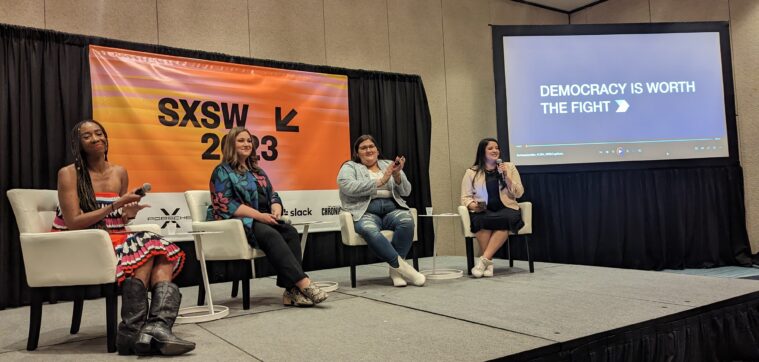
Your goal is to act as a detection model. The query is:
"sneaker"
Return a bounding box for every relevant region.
[471,257,493,278]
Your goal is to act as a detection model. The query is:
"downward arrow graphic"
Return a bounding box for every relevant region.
[275,107,299,132]
[615,100,629,113]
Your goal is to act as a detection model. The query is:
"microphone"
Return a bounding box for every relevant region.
[134,183,152,196]
[495,159,506,189]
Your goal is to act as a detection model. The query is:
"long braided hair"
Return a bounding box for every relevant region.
[70,120,109,229]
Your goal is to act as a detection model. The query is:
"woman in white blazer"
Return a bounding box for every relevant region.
[461,138,524,277]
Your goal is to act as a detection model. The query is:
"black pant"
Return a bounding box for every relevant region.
[251,222,307,289]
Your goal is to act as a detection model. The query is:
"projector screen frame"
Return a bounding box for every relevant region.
[492,22,739,173]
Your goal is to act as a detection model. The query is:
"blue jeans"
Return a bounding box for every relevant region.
[354,198,415,268]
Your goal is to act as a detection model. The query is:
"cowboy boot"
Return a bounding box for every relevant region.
[116,278,148,355]
[134,282,195,356]
[300,282,328,304]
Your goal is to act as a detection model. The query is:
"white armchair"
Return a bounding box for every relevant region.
[458,201,534,274]
[338,208,418,288]
[184,190,265,310]
[6,189,160,352]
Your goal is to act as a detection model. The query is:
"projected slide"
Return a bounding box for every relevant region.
[502,32,729,166]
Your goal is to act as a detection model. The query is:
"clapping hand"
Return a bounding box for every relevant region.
[392,156,406,175]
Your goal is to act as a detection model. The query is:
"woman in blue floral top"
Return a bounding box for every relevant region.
[208,127,327,306]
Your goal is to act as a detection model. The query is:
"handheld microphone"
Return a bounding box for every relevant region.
[495,159,506,189]
[134,183,152,196]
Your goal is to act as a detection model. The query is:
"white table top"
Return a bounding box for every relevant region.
[161,230,223,242]
[418,213,459,218]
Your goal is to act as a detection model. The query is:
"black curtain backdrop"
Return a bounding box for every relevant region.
[0,23,433,308]
[500,166,753,270]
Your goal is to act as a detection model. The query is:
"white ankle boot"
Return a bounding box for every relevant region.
[471,256,493,278]
[393,256,426,286]
[483,264,494,277]
[389,267,407,287]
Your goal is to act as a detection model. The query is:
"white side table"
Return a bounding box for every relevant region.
[418,213,464,280]
[163,231,230,324]
[291,221,338,292]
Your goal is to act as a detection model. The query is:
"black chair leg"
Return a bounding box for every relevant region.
[465,237,474,275]
[242,261,251,310]
[70,288,84,334]
[27,288,43,351]
[411,244,419,270]
[104,283,117,353]
[525,236,534,273]
[508,238,514,268]
[350,247,357,288]
[231,280,239,298]
[48,288,58,305]
[197,282,206,306]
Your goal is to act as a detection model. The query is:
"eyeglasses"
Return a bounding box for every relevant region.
[358,144,376,151]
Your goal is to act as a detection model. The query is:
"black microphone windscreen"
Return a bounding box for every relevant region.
[135,183,152,196]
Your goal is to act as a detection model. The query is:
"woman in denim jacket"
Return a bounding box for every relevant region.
[337,135,425,287]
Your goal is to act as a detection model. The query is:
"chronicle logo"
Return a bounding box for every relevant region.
[321,206,341,216]
[147,208,193,229]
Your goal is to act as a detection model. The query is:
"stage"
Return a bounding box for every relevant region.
[0,256,757,361]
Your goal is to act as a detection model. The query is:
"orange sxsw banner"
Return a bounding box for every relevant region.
[89,45,350,193]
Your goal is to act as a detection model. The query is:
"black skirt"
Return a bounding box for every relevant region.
[470,207,524,234]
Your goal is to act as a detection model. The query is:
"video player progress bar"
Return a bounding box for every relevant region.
[522,138,719,148]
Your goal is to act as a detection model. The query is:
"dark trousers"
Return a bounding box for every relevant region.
[251,222,307,289]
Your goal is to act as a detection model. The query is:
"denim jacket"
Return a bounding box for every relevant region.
[337,160,411,220]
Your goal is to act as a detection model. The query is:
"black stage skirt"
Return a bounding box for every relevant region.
[470,207,524,234]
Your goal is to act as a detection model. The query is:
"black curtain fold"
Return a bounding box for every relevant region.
[1,25,93,309]
[347,74,434,256]
[0,23,433,308]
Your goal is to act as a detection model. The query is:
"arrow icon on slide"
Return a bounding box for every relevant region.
[615,100,629,113]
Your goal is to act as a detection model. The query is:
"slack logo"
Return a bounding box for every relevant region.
[147,208,192,229]
[283,207,313,217]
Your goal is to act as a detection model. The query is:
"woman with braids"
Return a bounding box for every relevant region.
[460,138,524,278]
[53,120,194,356]
[208,127,328,307]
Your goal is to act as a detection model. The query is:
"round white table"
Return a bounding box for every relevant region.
[418,213,464,280]
[291,221,338,292]
[162,231,230,324]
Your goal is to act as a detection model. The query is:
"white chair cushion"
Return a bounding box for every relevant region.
[339,208,417,246]
[20,230,118,287]
[184,191,264,261]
